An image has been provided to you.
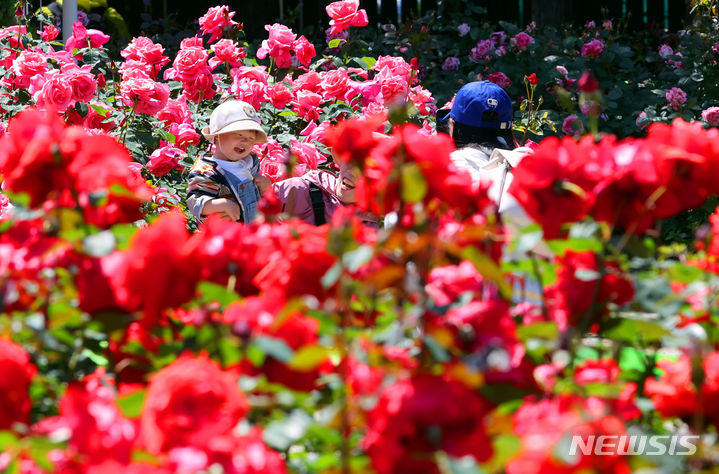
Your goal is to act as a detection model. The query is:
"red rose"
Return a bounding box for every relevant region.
[363,374,492,474]
[526,72,538,85]
[0,338,36,429]
[140,353,248,454]
[59,370,137,463]
[577,71,599,92]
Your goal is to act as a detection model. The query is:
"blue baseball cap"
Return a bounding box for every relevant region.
[444,81,513,130]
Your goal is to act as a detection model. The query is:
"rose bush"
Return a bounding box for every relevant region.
[0,4,719,473]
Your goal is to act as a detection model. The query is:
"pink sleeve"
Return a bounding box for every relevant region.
[273,177,315,225]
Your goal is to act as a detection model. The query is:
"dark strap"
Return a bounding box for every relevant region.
[308,183,326,226]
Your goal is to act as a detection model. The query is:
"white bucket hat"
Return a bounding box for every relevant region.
[201,100,268,143]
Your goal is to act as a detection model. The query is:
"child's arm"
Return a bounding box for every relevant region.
[254,175,271,195]
[201,198,242,221]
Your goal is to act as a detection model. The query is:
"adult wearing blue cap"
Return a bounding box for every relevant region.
[443,80,515,152]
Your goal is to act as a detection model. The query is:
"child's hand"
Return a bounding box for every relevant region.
[254,176,271,195]
[202,198,242,221]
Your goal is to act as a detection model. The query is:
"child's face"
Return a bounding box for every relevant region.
[215,130,257,161]
[336,161,360,204]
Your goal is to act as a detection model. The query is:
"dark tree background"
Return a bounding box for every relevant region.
[108,0,691,40]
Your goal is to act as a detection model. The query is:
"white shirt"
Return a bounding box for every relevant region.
[213,156,254,182]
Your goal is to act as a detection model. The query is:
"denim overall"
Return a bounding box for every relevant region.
[215,155,261,224]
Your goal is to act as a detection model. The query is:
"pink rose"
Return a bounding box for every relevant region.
[657,44,673,58]
[257,23,296,68]
[267,83,292,109]
[12,51,48,79]
[293,35,316,67]
[408,85,436,116]
[65,22,109,53]
[198,5,239,44]
[120,77,171,115]
[171,47,209,82]
[62,64,97,103]
[665,87,687,111]
[581,39,605,58]
[147,145,185,177]
[180,37,203,49]
[326,0,369,34]
[292,71,322,93]
[320,68,350,100]
[121,37,169,77]
[157,96,192,126]
[561,114,584,136]
[442,57,460,72]
[372,56,413,82]
[702,106,719,127]
[362,101,388,122]
[490,31,507,44]
[38,25,59,41]
[300,120,330,145]
[168,122,201,150]
[31,70,73,111]
[230,66,268,84]
[511,32,535,51]
[486,71,512,89]
[209,38,245,69]
[378,74,409,106]
[469,40,493,63]
[713,43,719,54]
[182,71,217,103]
[292,90,323,122]
[231,77,267,109]
[83,102,115,131]
[290,139,326,174]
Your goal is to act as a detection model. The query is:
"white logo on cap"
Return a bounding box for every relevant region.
[487,98,499,108]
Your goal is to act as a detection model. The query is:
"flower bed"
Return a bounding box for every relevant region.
[1,3,719,472]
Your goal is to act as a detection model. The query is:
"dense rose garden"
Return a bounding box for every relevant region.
[1,1,719,472]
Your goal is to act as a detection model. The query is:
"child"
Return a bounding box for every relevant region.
[186,100,271,224]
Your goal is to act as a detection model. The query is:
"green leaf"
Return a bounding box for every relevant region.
[328,38,344,49]
[196,282,239,307]
[157,129,176,144]
[547,237,602,256]
[461,246,513,299]
[401,163,428,203]
[117,389,146,418]
[90,103,111,116]
[80,348,108,366]
[255,336,294,362]
[666,263,703,284]
[321,261,343,289]
[75,101,88,117]
[516,322,558,341]
[0,431,19,451]
[602,318,670,343]
[342,245,374,272]
[263,410,312,451]
[288,345,331,371]
[424,334,451,362]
